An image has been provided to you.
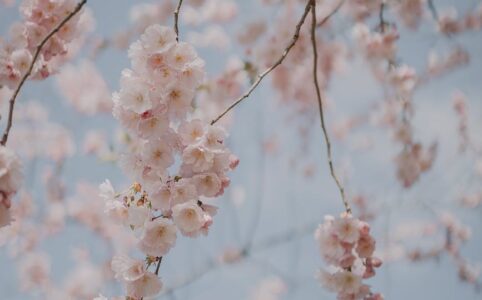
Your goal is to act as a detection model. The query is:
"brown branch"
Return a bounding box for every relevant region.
[155,256,163,275]
[174,0,184,42]
[309,0,351,214]
[210,0,313,125]
[379,2,387,33]
[0,0,87,146]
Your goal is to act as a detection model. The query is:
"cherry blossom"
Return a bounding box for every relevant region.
[315,214,383,299]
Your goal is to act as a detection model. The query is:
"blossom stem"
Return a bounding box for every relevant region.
[309,0,351,214]
[174,0,184,42]
[0,0,88,146]
[379,2,387,33]
[155,256,163,275]
[210,0,313,125]
[427,0,440,23]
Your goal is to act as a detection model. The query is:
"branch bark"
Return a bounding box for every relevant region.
[174,0,184,42]
[309,0,351,214]
[0,0,88,146]
[210,0,313,125]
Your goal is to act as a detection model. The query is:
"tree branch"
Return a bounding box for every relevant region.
[427,0,440,23]
[210,0,313,125]
[379,1,387,33]
[0,0,88,146]
[155,256,163,275]
[317,0,346,27]
[174,0,184,42]
[309,0,351,214]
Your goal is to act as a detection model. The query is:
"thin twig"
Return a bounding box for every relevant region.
[379,1,386,33]
[309,0,351,214]
[317,0,346,27]
[210,0,313,125]
[161,222,317,296]
[427,0,440,23]
[155,256,163,275]
[0,0,87,146]
[174,0,184,42]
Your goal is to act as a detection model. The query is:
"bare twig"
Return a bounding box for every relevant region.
[0,0,87,146]
[155,256,163,275]
[427,0,440,23]
[309,0,351,214]
[174,0,184,42]
[161,222,317,296]
[317,0,346,27]
[210,0,313,125]
[379,2,387,33]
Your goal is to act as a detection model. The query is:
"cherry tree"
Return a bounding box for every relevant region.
[0,0,481,299]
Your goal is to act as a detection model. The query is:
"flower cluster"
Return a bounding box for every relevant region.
[352,23,399,64]
[437,5,482,35]
[393,0,424,30]
[0,146,23,228]
[56,60,112,115]
[426,47,469,80]
[251,5,346,112]
[106,24,238,299]
[10,101,75,162]
[406,213,480,287]
[315,214,383,300]
[0,0,89,89]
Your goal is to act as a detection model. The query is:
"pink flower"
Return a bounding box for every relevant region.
[356,235,375,258]
[138,218,177,257]
[142,140,174,170]
[112,254,162,298]
[18,252,51,291]
[57,60,112,115]
[125,271,162,299]
[0,146,23,199]
[193,173,222,197]
[111,254,145,282]
[182,144,214,173]
[178,119,204,145]
[333,215,360,244]
[116,73,152,114]
[170,179,197,206]
[140,24,176,53]
[172,201,207,237]
[332,270,362,294]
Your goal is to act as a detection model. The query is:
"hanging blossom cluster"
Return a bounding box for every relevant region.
[0,0,90,89]
[0,146,23,228]
[102,24,238,299]
[315,214,383,300]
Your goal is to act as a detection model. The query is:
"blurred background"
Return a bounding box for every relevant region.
[1,0,482,299]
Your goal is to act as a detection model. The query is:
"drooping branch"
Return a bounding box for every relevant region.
[309,0,351,214]
[210,0,313,125]
[174,0,184,42]
[0,0,88,146]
